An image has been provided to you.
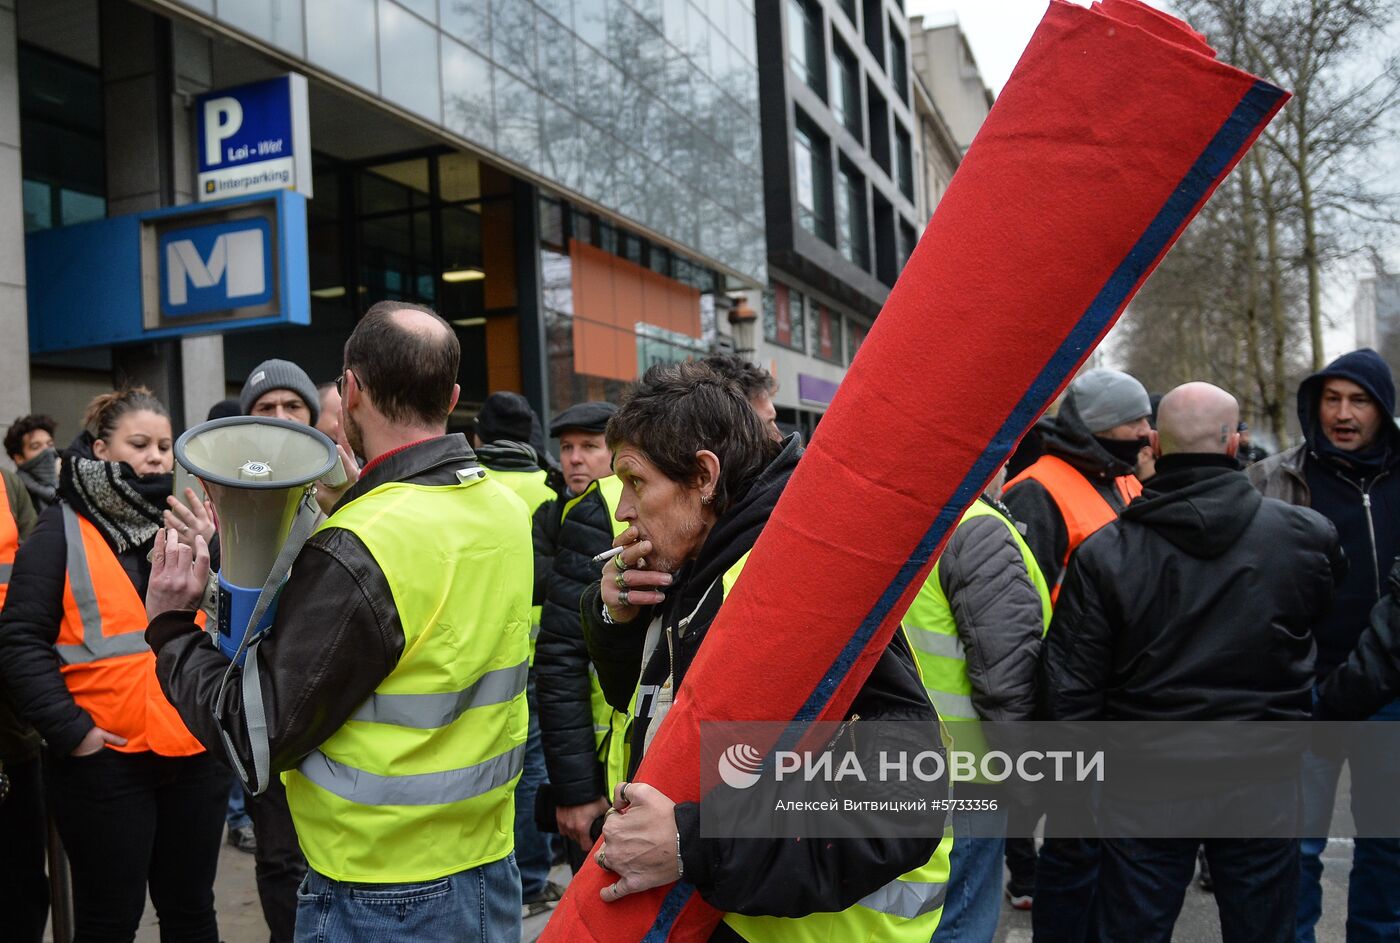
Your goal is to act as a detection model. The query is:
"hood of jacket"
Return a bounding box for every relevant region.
[1036,395,1136,482]
[475,439,543,473]
[1297,348,1400,469]
[661,434,802,622]
[1120,454,1262,559]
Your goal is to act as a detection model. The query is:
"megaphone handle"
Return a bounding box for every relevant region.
[214,490,323,794]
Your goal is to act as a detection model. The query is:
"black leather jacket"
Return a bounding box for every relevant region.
[145,436,479,777]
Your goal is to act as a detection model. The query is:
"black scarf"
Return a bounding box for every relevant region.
[59,433,171,553]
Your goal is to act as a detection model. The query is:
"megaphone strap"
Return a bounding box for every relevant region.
[214,488,323,794]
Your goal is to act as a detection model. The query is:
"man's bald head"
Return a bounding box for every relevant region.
[1154,382,1240,457]
[344,300,460,428]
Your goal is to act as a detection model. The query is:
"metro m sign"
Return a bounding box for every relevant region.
[24,191,309,353]
[161,218,273,315]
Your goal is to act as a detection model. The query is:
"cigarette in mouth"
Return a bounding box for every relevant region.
[591,546,628,565]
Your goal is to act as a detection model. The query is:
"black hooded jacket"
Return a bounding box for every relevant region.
[1248,349,1400,675]
[1003,396,1140,589]
[1043,454,1342,726]
[580,436,941,930]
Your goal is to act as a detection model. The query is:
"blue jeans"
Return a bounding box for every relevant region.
[932,800,1008,942]
[514,672,552,899]
[1297,697,1400,943]
[227,778,252,831]
[294,855,522,943]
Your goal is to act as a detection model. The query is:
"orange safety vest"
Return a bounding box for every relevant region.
[56,507,204,756]
[0,473,18,609]
[1004,454,1142,603]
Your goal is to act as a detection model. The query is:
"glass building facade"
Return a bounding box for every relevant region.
[167,0,768,285]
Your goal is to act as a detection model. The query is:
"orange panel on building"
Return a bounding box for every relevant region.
[569,239,703,383]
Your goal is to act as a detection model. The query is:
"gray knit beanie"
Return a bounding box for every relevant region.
[1068,368,1151,434]
[239,359,321,425]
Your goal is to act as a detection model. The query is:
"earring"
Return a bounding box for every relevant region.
[701,493,713,506]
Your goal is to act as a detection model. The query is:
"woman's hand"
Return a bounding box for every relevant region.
[145,527,211,619]
[71,725,127,756]
[598,526,671,622]
[595,781,682,901]
[164,488,216,549]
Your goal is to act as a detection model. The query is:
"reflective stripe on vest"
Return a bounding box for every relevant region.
[54,506,204,757]
[0,472,17,607]
[724,826,954,942]
[1004,454,1140,602]
[298,742,526,806]
[284,476,533,884]
[57,507,153,665]
[350,659,528,728]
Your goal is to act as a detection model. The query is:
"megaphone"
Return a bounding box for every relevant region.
[174,417,342,661]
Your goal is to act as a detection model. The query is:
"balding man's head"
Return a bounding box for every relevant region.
[344,300,460,429]
[1154,382,1240,457]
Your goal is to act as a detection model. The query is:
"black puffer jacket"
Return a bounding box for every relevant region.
[1003,397,1139,589]
[581,436,941,930]
[534,483,615,806]
[1043,454,1342,725]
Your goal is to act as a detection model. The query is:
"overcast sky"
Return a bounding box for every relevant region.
[906,0,1397,362]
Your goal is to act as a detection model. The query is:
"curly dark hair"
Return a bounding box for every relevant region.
[700,354,777,400]
[606,361,780,516]
[5,414,57,460]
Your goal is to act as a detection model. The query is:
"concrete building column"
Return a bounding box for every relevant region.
[0,0,31,437]
[102,2,223,431]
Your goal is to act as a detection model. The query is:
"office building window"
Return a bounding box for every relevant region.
[898,219,918,268]
[19,45,105,232]
[813,303,842,363]
[836,159,868,270]
[895,124,914,199]
[867,81,890,175]
[845,318,869,364]
[830,38,862,140]
[763,281,807,350]
[862,0,884,65]
[788,0,825,97]
[794,112,834,243]
[888,20,909,103]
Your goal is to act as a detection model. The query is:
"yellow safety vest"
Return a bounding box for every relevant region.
[486,466,557,662]
[902,500,1051,782]
[572,474,635,796]
[283,472,533,883]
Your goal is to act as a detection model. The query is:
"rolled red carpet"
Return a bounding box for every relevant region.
[543,2,1288,939]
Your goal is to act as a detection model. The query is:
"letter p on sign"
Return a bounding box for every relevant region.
[204,97,243,167]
